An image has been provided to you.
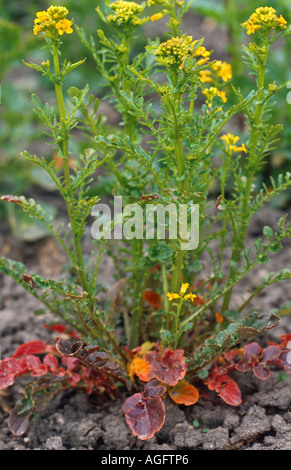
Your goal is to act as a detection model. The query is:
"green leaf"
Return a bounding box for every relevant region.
[7,201,57,242]
[187,312,280,372]
[263,226,274,239]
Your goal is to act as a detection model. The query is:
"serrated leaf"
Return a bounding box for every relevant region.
[187,312,280,371]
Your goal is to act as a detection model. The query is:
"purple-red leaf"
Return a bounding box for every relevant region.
[262,345,281,363]
[243,342,262,362]
[123,391,165,440]
[144,379,166,398]
[8,408,33,437]
[252,365,270,380]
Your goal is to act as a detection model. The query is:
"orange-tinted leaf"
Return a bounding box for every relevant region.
[215,312,224,324]
[1,195,24,204]
[193,295,204,306]
[215,375,242,406]
[128,356,151,382]
[169,380,199,406]
[144,289,162,309]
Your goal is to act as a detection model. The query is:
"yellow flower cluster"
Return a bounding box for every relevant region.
[107,1,144,26]
[167,283,197,302]
[220,133,247,154]
[199,60,232,84]
[33,6,73,36]
[148,0,169,5]
[193,45,211,66]
[154,36,211,70]
[202,86,227,109]
[155,36,195,69]
[242,7,287,35]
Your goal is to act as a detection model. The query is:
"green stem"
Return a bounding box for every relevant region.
[166,77,186,334]
[52,43,89,294]
[52,45,70,188]
[221,51,268,314]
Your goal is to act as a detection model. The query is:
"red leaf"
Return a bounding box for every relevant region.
[30,364,48,377]
[123,391,165,440]
[43,323,81,338]
[0,375,15,389]
[43,353,66,377]
[12,340,50,358]
[43,323,67,333]
[280,334,291,349]
[61,356,78,371]
[144,289,162,309]
[215,375,242,406]
[19,355,48,377]
[147,349,187,386]
[0,358,25,389]
[22,274,38,289]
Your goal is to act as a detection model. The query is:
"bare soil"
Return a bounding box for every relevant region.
[0,206,291,451]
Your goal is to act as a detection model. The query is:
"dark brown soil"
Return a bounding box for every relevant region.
[0,206,291,451]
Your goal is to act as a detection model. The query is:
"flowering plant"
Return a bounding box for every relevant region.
[1,2,291,440]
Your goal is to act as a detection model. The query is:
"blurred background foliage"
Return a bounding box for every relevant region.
[0,0,290,238]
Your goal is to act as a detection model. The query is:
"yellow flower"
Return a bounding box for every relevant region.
[278,15,287,27]
[167,292,180,301]
[216,90,227,103]
[232,143,247,153]
[151,12,164,22]
[148,0,169,5]
[167,283,197,302]
[199,70,213,83]
[34,11,49,23]
[220,133,247,154]
[211,61,232,82]
[33,6,73,37]
[245,22,262,35]
[242,7,288,35]
[107,1,145,27]
[202,87,227,110]
[180,282,189,296]
[154,35,195,69]
[56,19,73,35]
[33,24,42,35]
[194,46,210,58]
[194,44,211,66]
[221,133,240,145]
[197,57,210,66]
[184,293,197,302]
